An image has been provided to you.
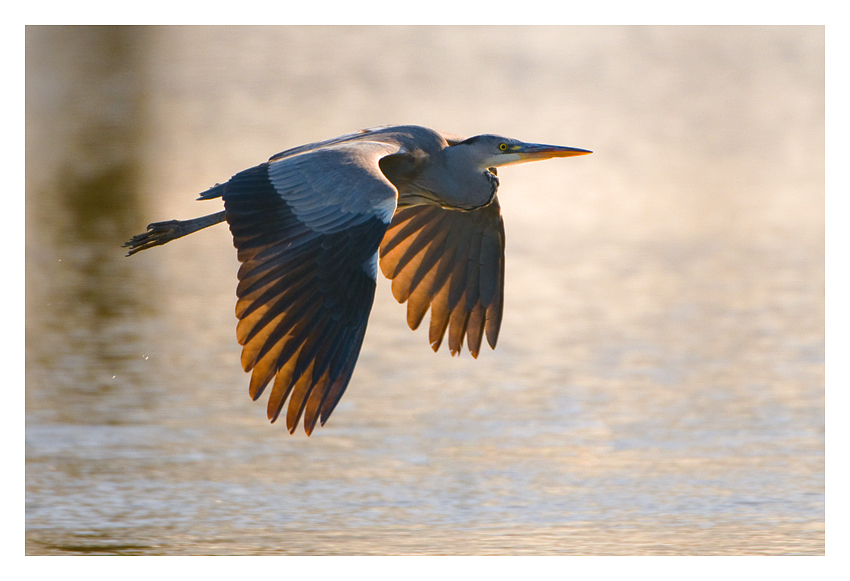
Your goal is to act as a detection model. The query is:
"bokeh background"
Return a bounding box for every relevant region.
[25,26,824,555]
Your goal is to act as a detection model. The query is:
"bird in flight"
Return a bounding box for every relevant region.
[124,125,591,435]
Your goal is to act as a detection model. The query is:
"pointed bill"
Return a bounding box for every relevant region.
[489,142,592,167]
[511,142,592,163]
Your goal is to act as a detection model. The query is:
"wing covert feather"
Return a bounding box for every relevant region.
[216,145,398,435]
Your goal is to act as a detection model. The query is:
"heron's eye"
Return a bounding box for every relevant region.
[499,143,508,151]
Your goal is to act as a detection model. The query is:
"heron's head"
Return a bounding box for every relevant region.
[460,134,592,170]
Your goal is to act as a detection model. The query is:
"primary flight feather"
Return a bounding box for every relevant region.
[124,125,591,434]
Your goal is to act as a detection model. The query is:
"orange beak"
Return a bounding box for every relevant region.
[494,142,592,167]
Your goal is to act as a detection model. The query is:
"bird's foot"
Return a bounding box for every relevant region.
[122,220,185,256]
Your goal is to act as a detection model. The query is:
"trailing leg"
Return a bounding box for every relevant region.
[123,210,227,256]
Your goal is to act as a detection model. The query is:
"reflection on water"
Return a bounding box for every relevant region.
[25,26,824,555]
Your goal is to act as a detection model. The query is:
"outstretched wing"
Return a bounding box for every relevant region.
[378,199,505,358]
[201,141,400,435]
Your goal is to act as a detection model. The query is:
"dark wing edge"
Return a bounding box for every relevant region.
[220,156,394,435]
[378,199,505,358]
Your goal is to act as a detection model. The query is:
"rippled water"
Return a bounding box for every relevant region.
[25,26,824,555]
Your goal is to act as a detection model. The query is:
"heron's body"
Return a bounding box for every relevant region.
[125,125,590,434]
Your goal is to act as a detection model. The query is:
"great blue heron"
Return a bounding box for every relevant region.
[125,125,591,435]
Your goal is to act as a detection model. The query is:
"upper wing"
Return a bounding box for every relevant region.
[206,141,400,435]
[378,199,505,358]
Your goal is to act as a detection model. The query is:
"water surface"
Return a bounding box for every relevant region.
[25,26,824,555]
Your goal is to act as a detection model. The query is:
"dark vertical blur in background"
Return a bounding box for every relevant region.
[26,26,823,555]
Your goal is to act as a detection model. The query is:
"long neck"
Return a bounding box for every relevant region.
[403,145,499,210]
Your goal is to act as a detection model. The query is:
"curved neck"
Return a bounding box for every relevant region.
[410,144,499,210]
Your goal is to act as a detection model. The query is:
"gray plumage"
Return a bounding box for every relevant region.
[124,125,591,435]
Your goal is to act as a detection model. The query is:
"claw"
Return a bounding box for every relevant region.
[122,211,227,256]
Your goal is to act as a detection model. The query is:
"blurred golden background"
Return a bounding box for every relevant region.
[26,26,823,555]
